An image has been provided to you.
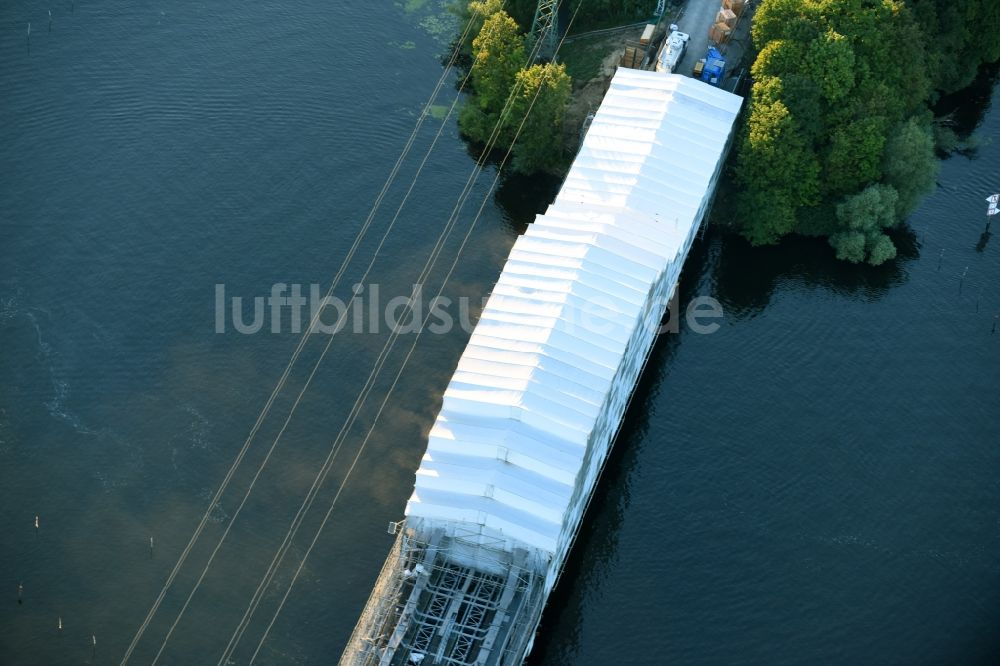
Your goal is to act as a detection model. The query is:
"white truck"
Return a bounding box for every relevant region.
[656,25,690,73]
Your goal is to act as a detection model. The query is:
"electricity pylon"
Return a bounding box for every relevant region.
[529,0,559,61]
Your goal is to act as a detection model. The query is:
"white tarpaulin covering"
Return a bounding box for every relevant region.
[406,70,742,573]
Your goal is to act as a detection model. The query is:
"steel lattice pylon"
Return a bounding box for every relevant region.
[529,0,559,61]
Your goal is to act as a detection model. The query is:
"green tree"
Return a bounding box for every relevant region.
[468,0,503,17]
[451,0,533,37]
[751,40,808,80]
[508,62,572,173]
[456,7,572,174]
[867,233,898,265]
[736,0,962,264]
[882,117,938,216]
[752,0,808,46]
[907,0,1000,92]
[824,116,887,195]
[837,183,899,231]
[829,183,900,265]
[461,0,504,51]
[829,230,868,263]
[459,10,527,145]
[737,96,821,244]
[805,30,855,103]
[783,75,826,141]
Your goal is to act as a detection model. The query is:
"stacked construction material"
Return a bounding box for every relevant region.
[640,23,656,46]
[709,21,732,44]
[724,0,747,14]
[620,44,644,69]
[711,0,743,43]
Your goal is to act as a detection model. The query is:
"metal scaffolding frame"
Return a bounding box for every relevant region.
[529,0,559,61]
[340,524,548,666]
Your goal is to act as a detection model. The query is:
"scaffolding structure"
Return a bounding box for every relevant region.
[341,70,744,666]
[341,525,548,666]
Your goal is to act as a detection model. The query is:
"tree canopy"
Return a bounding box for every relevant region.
[736,0,998,265]
[830,183,900,265]
[459,10,527,146]
[508,62,572,173]
[908,0,1000,92]
[457,5,572,174]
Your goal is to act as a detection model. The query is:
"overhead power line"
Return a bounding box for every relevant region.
[241,4,585,662]
[120,10,484,665]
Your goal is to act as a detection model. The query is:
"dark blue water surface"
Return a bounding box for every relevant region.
[1,2,998,665]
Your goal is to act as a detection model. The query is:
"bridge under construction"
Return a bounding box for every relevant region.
[340,68,742,666]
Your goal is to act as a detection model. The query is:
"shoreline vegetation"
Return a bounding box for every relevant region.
[454,1,572,174]
[734,0,1000,265]
[446,0,999,265]
[448,0,655,174]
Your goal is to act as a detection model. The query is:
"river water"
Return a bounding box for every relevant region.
[1,2,997,664]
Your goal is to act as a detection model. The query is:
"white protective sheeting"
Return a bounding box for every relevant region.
[406,70,741,572]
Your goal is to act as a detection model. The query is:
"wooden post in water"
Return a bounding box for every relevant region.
[17,582,23,605]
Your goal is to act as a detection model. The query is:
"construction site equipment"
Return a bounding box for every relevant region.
[656,27,690,73]
[700,47,727,86]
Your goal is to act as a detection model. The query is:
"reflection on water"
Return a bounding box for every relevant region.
[712,226,918,320]
[976,229,992,253]
[934,60,999,138]
[1,1,998,664]
[528,61,1000,666]
[493,170,564,235]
